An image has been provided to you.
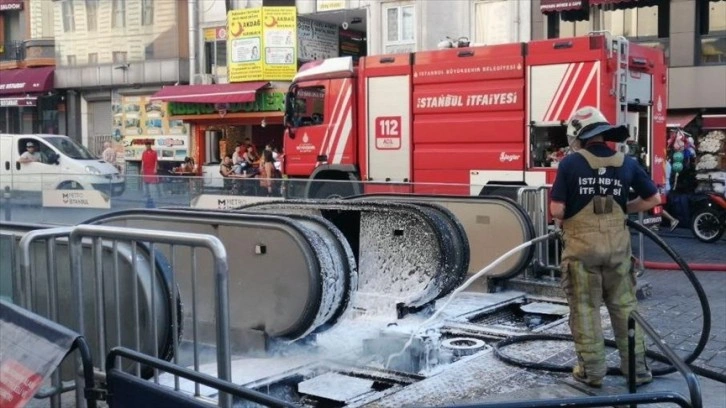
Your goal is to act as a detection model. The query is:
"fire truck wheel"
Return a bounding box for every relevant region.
[310,179,359,199]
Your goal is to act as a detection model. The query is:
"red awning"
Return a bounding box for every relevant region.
[0,0,24,11]
[150,82,270,104]
[666,112,697,129]
[702,115,726,130]
[0,66,54,96]
[540,0,586,12]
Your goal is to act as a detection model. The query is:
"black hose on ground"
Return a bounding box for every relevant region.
[493,219,724,384]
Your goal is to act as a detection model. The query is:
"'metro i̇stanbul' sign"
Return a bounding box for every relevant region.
[167,91,285,116]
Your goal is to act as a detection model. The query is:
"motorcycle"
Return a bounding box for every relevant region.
[690,179,726,243]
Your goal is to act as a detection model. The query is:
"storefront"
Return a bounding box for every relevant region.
[665,111,726,195]
[0,66,62,134]
[150,81,288,178]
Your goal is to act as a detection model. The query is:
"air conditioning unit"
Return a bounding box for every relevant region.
[193,73,215,85]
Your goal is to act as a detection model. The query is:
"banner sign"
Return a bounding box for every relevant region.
[261,7,297,80]
[228,8,264,82]
[191,194,282,210]
[227,7,297,82]
[111,93,190,161]
[42,190,112,209]
[0,301,78,408]
[298,17,339,62]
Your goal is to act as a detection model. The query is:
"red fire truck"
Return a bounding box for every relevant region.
[282,34,668,200]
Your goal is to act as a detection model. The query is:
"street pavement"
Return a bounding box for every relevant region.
[633,226,726,376]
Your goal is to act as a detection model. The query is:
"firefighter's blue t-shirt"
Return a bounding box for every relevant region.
[550,143,658,220]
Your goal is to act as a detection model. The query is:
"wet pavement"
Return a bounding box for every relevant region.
[634,227,726,376]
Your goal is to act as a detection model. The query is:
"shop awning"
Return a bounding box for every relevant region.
[0,95,37,107]
[540,0,586,12]
[150,82,270,104]
[0,66,54,96]
[702,115,726,130]
[540,0,589,22]
[666,112,697,129]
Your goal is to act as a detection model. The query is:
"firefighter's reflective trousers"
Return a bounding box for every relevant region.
[560,151,649,380]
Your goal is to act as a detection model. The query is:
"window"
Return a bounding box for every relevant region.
[141,0,153,25]
[66,55,77,65]
[530,126,569,168]
[556,17,590,38]
[292,86,326,127]
[112,51,127,63]
[602,6,661,39]
[145,43,154,59]
[204,40,228,74]
[87,52,98,64]
[112,0,125,28]
[62,0,75,32]
[473,0,512,45]
[383,3,415,53]
[86,0,98,31]
[699,1,726,64]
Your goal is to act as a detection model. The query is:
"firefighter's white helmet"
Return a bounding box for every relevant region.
[566,106,629,147]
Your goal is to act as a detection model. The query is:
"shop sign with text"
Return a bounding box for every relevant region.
[227,7,297,82]
[168,90,285,116]
[317,0,347,12]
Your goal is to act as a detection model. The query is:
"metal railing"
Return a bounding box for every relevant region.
[516,186,562,278]
[17,225,234,408]
[0,40,25,62]
[628,311,702,408]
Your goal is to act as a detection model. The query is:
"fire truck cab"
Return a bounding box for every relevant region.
[283,33,667,199]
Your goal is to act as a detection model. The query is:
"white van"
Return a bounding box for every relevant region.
[0,134,125,196]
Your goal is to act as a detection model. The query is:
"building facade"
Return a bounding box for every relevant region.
[535,0,726,115]
[0,0,58,134]
[52,0,190,171]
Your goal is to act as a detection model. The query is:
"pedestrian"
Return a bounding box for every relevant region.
[141,140,160,197]
[549,106,661,388]
[102,141,118,170]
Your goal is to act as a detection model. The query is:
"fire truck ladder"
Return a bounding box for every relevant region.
[613,36,630,127]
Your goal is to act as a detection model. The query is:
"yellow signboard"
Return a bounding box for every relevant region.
[228,8,264,82]
[262,7,297,81]
[227,7,297,83]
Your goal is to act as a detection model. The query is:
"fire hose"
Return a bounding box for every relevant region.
[492,220,726,384]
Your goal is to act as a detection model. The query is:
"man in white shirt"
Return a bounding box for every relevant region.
[102,141,118,169]
[18,142,41,164]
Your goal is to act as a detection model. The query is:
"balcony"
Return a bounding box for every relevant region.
[0,41,25,69]
[0,39,55,70]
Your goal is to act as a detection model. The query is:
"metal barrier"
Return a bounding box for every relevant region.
[16,225,234,408]
[516,186,561,278]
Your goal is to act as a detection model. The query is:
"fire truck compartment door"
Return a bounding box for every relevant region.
[528,62,601,124]
[366,76,412,182]
[627,73,652,105]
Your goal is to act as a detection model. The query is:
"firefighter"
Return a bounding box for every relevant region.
[550,106,661,388]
